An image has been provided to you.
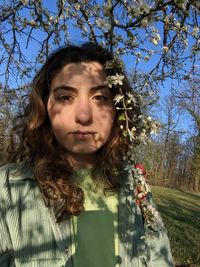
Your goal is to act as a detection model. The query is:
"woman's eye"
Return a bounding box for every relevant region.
[57,95,73,102]
[94,95,109,102]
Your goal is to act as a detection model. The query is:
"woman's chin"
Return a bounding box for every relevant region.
[65,144,101,155]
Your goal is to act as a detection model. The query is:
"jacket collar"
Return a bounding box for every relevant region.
[8,161,34,181]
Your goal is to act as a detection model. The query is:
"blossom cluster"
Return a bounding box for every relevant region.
[132,164,165,237]
[1,0,199,87]
[111,77,161,145]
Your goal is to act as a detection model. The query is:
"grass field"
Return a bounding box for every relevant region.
[151,186,200,267]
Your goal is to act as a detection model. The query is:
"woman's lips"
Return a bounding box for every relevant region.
[72,131,95,139]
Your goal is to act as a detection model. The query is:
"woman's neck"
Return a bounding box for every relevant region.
[66,152,95,170]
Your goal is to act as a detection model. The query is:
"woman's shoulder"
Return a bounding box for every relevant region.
[0,161,34,186]
[0,162,18,181]
[0,162,18,171]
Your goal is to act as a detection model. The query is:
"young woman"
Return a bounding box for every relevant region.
[0,43,174,267]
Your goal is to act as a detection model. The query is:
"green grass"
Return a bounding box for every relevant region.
[151,186,200,267]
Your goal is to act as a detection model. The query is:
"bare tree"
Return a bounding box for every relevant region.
[0,82,30,161]
[156,94,181,184]
[173,78,200,191]
[143,93,195,190]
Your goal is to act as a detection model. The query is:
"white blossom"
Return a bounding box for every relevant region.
[113,94,124,104]
[144,55,150,61]
[105,73,124,88]
[96,18,111,32]
[104,76,114,88]
[151,38,158,45]
[136,52,141,58]
[191,26,199,37]
[30,20,37,26]
[112,73,124,85]
[162,46,169,52]
[131,126,137,132]
[147,116,152,121]
[74,3,81,10]
[151,33,161,46]
[139,130,147,141]
[126,92,137,104]
[127,128,135,141]
[147,204,159,218]
[21,0,29,4]
[150,122,160,135]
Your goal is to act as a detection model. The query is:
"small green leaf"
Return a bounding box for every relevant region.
[122,130,128,137]
[119,113,126,121]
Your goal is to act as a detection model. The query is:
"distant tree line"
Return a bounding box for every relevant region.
[143,79,200,192]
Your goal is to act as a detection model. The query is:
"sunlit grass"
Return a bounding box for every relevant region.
[152,186,200,266]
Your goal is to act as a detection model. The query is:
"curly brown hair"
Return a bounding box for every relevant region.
[6,43,141,220]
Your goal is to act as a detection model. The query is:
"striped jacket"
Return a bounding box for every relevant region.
[0,163,174,267]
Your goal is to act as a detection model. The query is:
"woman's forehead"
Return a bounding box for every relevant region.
[59,61,105,76]
[50,62,107,89]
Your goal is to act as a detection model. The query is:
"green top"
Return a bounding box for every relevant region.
[71,169,119,267]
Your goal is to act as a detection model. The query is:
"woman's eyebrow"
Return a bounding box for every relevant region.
[52,84,108,93]
[90,85,108,92]
[53,85,77,93]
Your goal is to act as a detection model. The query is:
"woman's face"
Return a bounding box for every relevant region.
[47,61,116,166]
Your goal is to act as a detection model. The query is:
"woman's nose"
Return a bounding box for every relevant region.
[75,99,93,125]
